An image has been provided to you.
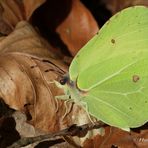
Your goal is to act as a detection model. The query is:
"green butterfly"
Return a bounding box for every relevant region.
[59,6,148,129]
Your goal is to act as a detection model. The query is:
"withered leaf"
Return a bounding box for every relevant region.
[0,0,46,34]
[56,0,99,56]
[32,0,99,56]
[0,21,101,147]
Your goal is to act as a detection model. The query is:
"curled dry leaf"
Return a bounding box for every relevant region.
[23,0,46,20]
[103,0,148,14]
[84,127,134,148]
[33,0,98,56]
[56,0,99,56]
[0,21,102,147]
[0,51,64,131]
[83,123,148,148]
[0,21,58,59]
[0,0,46,34]
[0,21,67,132]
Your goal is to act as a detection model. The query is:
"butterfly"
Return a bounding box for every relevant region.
[58,6,148,130]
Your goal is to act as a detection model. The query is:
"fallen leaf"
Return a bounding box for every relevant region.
[0,0,46,34]
[0,21,101,147]
[0,21,59,59]
[32,0,99,56]
[23,0,46,20]
[56,0,99,56]
[83,126,136,148]
[0,21,66,132]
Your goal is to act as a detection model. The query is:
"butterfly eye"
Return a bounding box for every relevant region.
[59,76,68,85]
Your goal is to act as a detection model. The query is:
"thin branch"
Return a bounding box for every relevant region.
[8,121,106,148]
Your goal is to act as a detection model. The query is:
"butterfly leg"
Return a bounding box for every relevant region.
[62,98,74,120]
[55,95,70,112]
[80,101,95,124]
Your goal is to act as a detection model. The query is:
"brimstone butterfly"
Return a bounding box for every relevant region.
[59,6,148,129]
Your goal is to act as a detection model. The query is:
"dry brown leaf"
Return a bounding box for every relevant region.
[83,127,136,148]
[56,0,99,56]
[0,21,67,132]
[83,124,148,148]
[23,0,46,20]
[0,51,100,145]
[0,21,59,59]
[0,21,102,147]
[32,0,99,56]
[103,0,148,14]
[0,0,46,34]
[0,0,24,33]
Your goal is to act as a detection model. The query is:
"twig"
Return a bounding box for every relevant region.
[8,121,106,148]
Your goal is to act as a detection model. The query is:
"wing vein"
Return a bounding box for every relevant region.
[89,95,132,119]
[87,60,138,90]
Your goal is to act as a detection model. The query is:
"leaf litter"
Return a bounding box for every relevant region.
[0,0,147,147]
